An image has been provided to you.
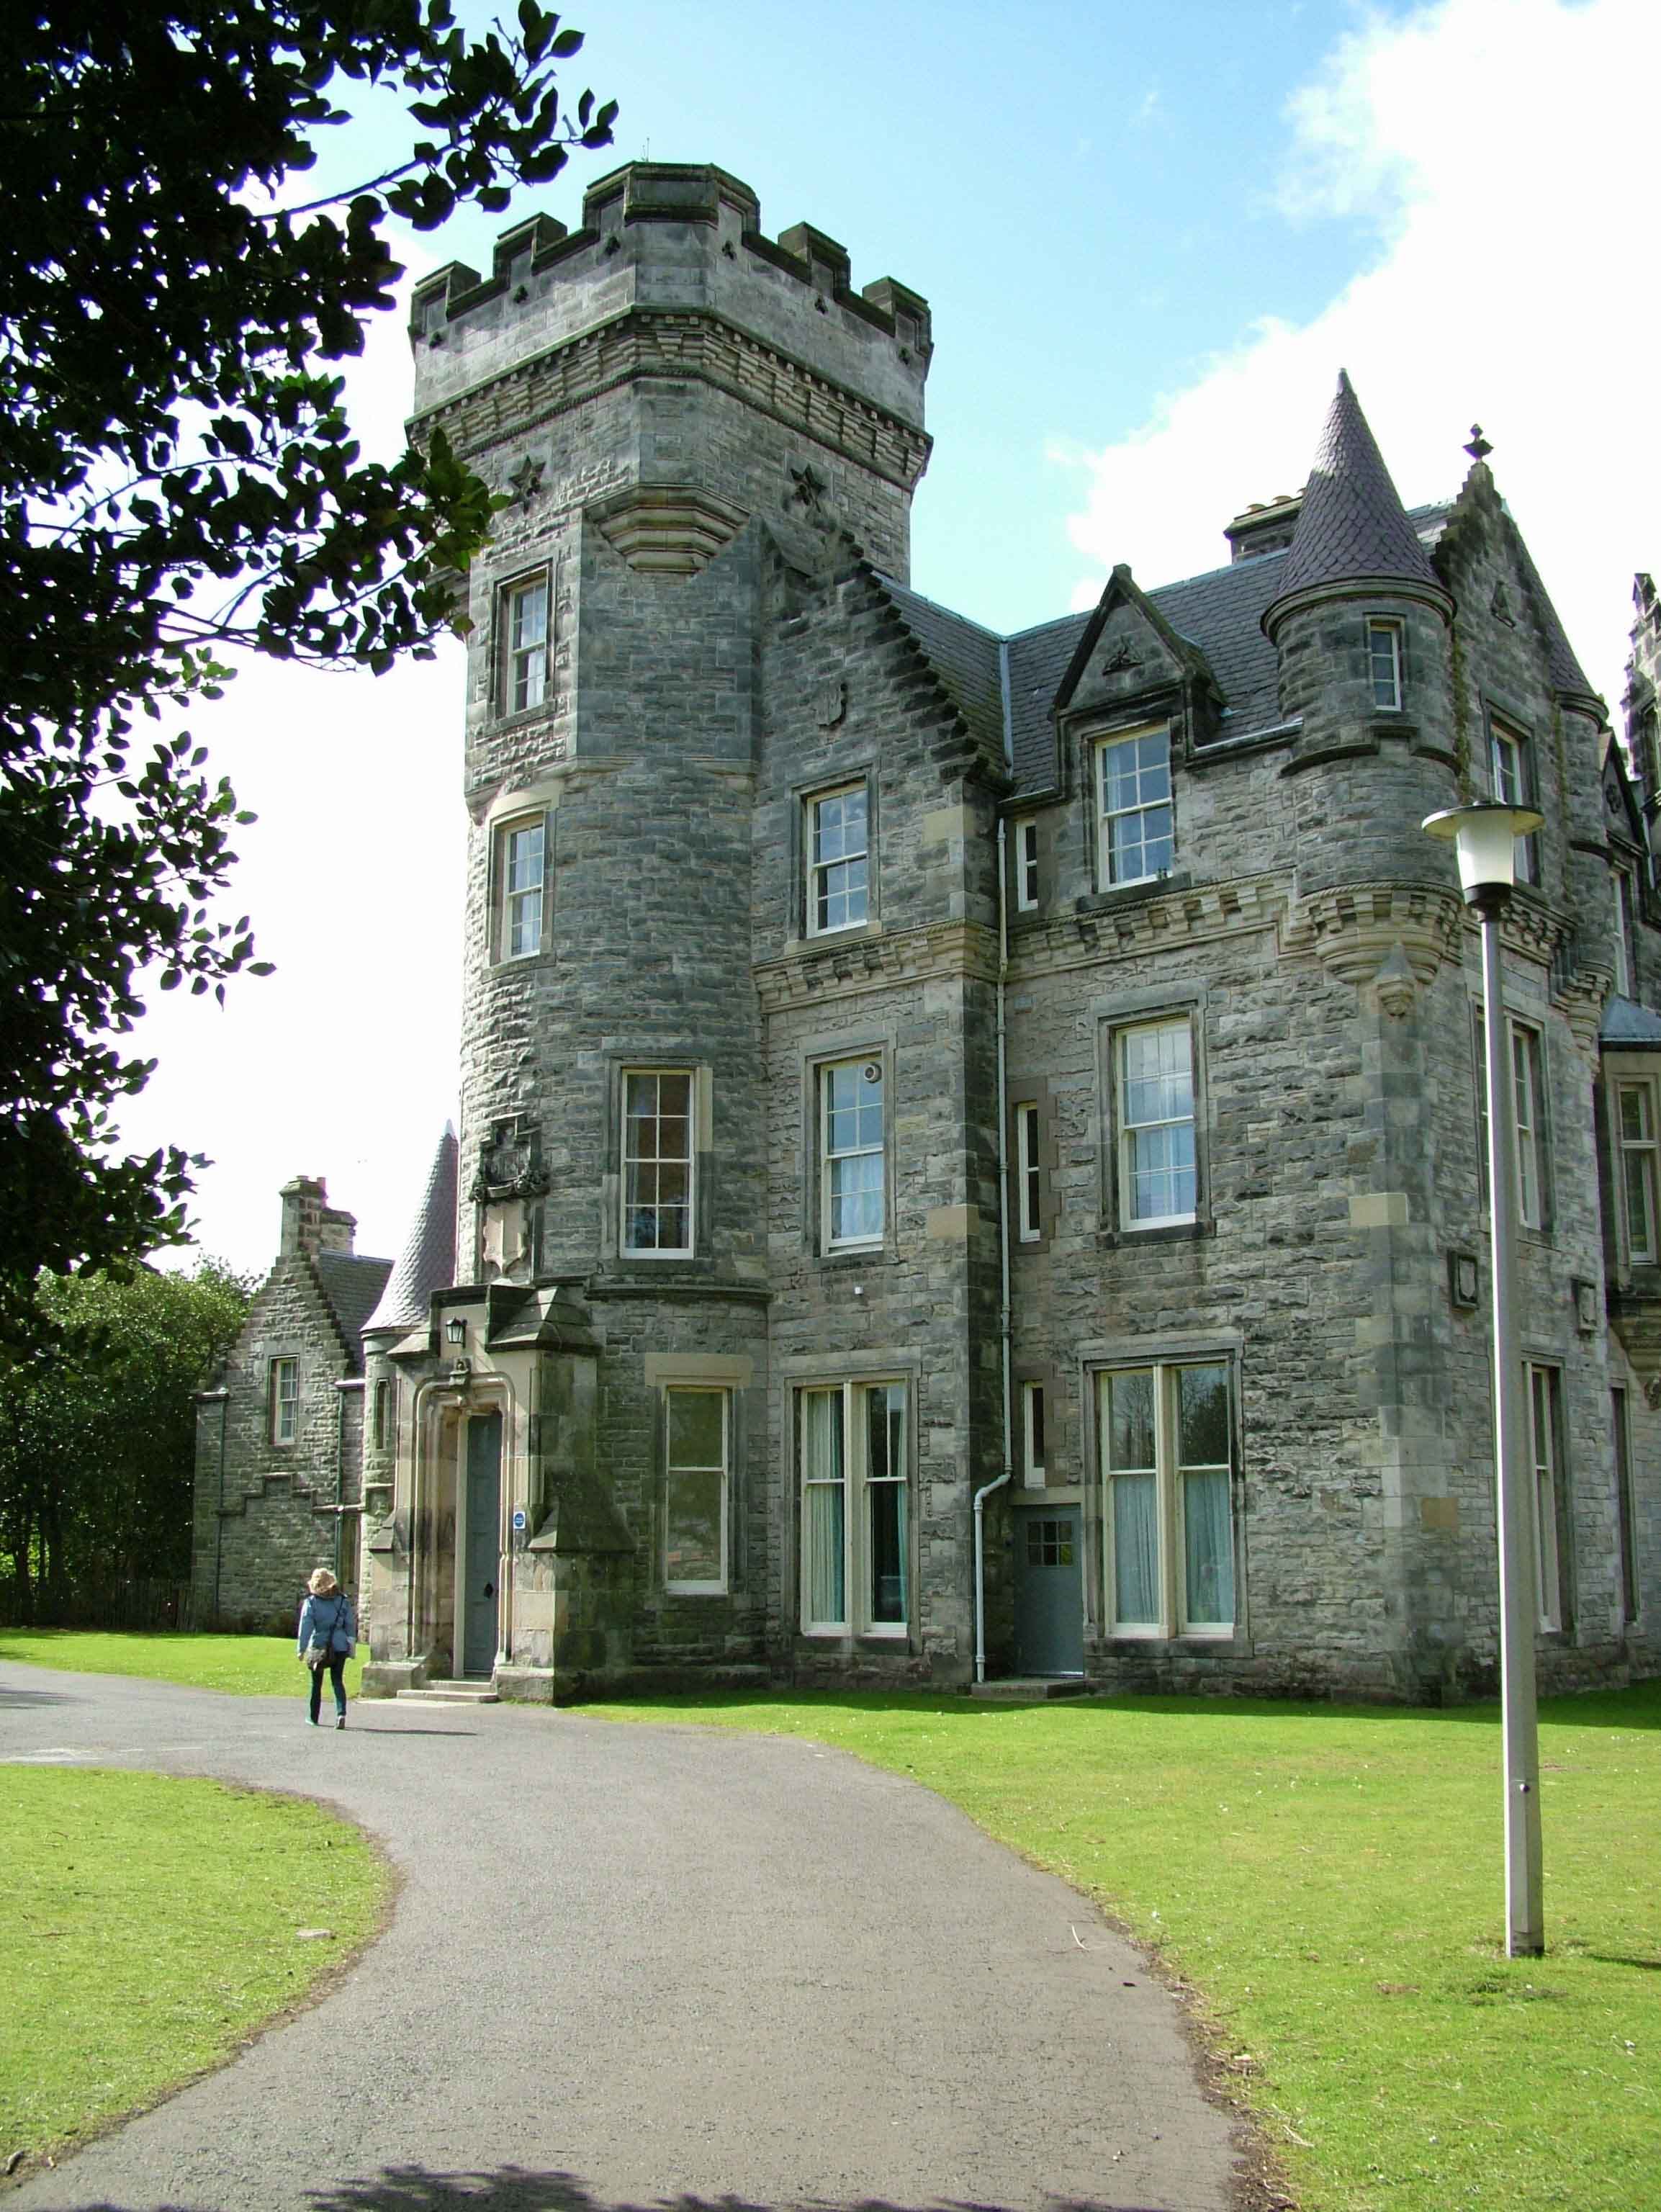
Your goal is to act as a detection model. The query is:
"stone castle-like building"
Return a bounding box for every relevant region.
[197,161,1660,1701]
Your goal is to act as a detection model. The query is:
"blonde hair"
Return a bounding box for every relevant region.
[307,1567,339,1596]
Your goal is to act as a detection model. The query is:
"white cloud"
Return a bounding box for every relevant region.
[1062,0,1660,709]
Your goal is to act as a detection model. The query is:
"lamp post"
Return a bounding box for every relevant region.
[1423,799,1546,1958]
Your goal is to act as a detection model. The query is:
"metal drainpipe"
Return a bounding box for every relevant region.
[973,814,1015,1683]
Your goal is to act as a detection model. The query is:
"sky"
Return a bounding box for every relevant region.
[115,0,1661,1278]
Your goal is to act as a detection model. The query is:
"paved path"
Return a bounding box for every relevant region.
[2,1664,1244,2212]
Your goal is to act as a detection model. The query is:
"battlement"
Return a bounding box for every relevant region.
[408,161,931,432]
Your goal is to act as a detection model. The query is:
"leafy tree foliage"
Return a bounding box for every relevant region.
[0,1261,256,1623]
[0,3,615,1341]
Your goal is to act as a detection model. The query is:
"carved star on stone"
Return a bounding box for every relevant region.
[506,456,544,507]
[1102,641,1144,675]
[788,462,828,513]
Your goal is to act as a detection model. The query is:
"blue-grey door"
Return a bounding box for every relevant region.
[1014,1505,1084,1675]
[462,1411,503,1678]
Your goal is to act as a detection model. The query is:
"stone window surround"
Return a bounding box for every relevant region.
[786,1352,920,1645]
[794,766,880,944]
[1605,1053,1661,1275]
[1365,613,1405,712]
[660,1384,732,1597]
[1523,1357,1572,1636]
[269,1356,298,1447]
[1075,1330,1247,1650]
[482,778,561,966]
[1472,995,1554,1236]
[602,1056,714,1269]
[621,1066,699,1260]
[1093,983,1212,1246]
[644,1353,756,1602]
[1089,718,1176,894]
[494,565,552,721]
[1013,815,1041,912]
[796,1025,896,1263]
[1020,1376,1048,1488]
[1611,1382,1640,1626]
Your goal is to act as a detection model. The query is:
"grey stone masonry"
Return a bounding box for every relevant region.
[348,167,1660,1704]
[192,1179,388,1632]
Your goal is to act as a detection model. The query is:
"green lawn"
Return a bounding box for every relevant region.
[0,1627,361,1698]
[575,1686,1661,2212]
[0,1767,389,2172]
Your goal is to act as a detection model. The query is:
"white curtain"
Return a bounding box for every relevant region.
[1113,1473,1159,1625]
[1183,1470,1233,1628]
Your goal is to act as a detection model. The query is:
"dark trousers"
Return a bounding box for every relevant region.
[307,1650,348,1721]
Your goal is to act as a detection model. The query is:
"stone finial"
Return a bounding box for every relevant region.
[1464,424,1493,462]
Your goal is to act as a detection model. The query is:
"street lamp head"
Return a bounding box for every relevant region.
[1422,801,1544,905]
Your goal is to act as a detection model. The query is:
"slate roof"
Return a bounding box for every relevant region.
[1515,531,1601,705]
[873,577,1006,760]
[314,1252,395,1374]
[986,505,1451,797]
[1601,997,1661,1048]
[364,1126,459,1336]
[1269,372,1443,612]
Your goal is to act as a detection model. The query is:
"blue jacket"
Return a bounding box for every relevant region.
[297,1589,356,1657]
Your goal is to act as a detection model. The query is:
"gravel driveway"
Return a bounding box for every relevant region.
[2,1663,1246,2212]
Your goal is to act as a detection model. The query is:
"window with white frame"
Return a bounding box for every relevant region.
[663,1386,728,1593]
[1367,617,1403,711]
[1617,1079,1659,1264]
[495,814,546,961]
[821,1058,884,1249]
[1022,1380,1047,1488]
[806,783,869,935]
[1612,1386,1639,1625]
[1475,1010,1549,1230]
[1099,1359,1234,1637]
[800,1380,908,1634]
[1014,818,1040,912]
[623,1069,695,1256]
[1014,1100,1042,1241]
[1613,868,1636,999]
[1488,716,1539,884]
[502,575,549,714]
[269,1357,298,1447]
[1526,1362,1565,1631]
[1096,727,1173,888]
[1115,1017,1197,1228]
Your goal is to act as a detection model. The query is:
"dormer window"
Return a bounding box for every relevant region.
[1367,619,1403,711]
[1096,727,1172,889]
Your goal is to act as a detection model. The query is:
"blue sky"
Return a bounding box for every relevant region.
[122,0,1661,1274]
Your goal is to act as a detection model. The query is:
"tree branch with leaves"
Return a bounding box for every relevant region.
[0,1,615,1344]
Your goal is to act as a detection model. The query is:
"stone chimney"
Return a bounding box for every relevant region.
[279,1175,357,1259]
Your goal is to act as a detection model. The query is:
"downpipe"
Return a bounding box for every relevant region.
[973,815,1015,1683]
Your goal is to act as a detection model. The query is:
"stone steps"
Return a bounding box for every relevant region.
[970,1676,1089,1701]
[395,1680,501,1706]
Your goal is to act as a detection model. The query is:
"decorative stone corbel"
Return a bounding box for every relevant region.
[1554,969,1610,1059]
[1284,884,1462,997]
[1373,940,1418,1019]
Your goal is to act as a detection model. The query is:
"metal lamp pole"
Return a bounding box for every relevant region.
[1424,801,1546,1959]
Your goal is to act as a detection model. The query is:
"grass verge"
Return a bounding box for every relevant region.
[1,1767,390,2175]
[0,1627,361,1699]
[574,1685,1661,2212]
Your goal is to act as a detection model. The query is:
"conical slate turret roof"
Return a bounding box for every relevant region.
[1268,372,1443,621]
[363,1125,459,1336]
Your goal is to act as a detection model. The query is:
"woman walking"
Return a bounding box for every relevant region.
[297,1566,356,1729]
